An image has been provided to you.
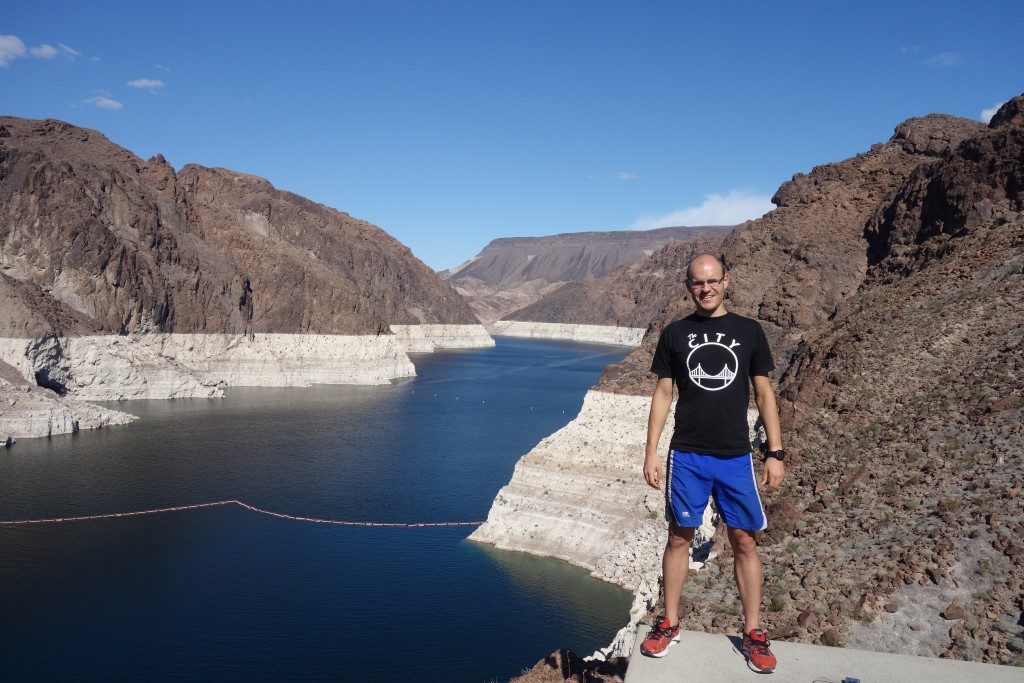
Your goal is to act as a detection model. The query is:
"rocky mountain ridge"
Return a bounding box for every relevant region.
[503,231,728,328]
[442,225,732,323]
[596,112,986,395]
[506,114,984,353]
[0,116,477,337]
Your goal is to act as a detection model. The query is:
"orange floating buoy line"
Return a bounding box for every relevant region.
[0,499,484,528]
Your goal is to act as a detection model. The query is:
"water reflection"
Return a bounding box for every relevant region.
[471,540,632,638]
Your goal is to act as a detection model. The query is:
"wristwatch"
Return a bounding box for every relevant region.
[762,447,785,462]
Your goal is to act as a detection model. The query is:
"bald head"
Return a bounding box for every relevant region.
[686,253,726,282]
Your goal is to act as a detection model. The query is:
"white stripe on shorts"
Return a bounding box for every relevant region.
[665,450,675,524]
[747,454,769,531]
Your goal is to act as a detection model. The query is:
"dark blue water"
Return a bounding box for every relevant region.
[0,338,632,682]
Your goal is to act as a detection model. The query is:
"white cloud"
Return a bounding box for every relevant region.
[630,190,774,229]
[30,43,58,59]
[899,45,919,54]
[154,63,171,72]
[3,37,82,65]
[0,34,27,67]
[925,52,962,67]
[90,56,102,63]
[84,96,124,111]
[127,78,165,92]
[981,100,1008,124]
[617,171,638,181]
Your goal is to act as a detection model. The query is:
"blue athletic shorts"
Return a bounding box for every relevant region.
[666,449,768,532]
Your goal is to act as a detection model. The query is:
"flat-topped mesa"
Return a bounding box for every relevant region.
[443,226,729,287]
[443,225,733,324]
[500,231,728,332]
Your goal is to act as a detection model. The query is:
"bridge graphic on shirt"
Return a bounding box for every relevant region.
[688,363,736,383]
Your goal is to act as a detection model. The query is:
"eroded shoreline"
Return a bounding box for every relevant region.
[488,321,646,347]
[470,390,735,657]
[0,325,493,441]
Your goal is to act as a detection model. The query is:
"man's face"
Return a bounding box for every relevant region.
[687,257,729,315]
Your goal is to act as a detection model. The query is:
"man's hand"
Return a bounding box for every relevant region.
[760,457,784,493]
[644,377,673,490]
[643,453,664,489]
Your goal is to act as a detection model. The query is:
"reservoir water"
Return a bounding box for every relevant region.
[0,338,634,681]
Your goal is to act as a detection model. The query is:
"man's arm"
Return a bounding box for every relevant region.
[751,374,784,493]
[643,377,674,489]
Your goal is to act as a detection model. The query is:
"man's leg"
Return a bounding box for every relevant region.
[663,523,696,625]
[642,523,695,658]
[728,526,762,632]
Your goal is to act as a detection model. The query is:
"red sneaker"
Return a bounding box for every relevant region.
[640,616,681,658]
[741,628,777,673]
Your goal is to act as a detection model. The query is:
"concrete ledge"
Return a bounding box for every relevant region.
[625,628,1024,682]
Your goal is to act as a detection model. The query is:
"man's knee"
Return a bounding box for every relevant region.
[667,523,696,549]
[728,528,759,557]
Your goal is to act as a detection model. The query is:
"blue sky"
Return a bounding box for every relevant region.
[2,1,1022,270]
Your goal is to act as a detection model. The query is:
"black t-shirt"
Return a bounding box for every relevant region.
[650,311,775,455]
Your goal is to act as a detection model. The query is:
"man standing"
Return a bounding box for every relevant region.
[640,253,785,674]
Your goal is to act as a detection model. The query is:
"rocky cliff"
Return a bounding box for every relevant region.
[597,112,985,397]
[0,358,134,444]
[478,95,1024,670]
[0,116,477,336]
[774,96,1024,662]
[488,322,646,346]
[0,116,489,440]
[442,226,732,323]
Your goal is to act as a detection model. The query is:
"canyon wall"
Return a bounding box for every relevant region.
[488,322,645,347]
[0,116,494,438]
[0,325,495,434]
[388,324,495,352]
